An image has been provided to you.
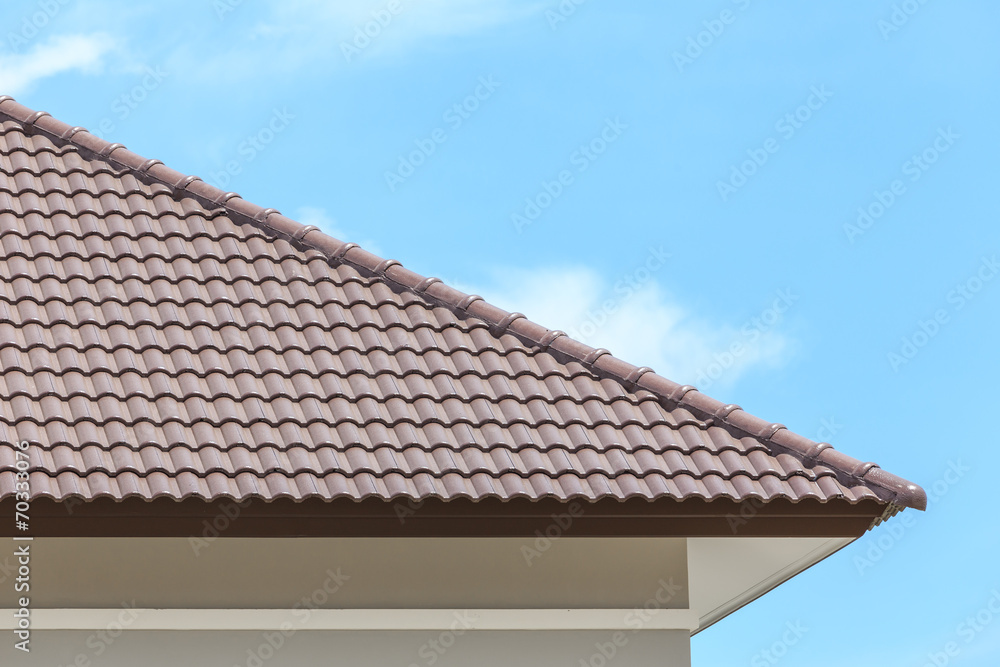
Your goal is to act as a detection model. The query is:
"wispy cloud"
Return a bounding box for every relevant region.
[283,0,543,41]
[467,265,795,395]
[0,34,113,96]
[188,0,543,81]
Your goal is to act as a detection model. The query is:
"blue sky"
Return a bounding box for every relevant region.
[2,0,998,664]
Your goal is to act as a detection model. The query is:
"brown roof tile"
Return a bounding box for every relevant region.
[0,97,925,510]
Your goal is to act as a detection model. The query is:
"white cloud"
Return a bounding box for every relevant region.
[335,0,543,62]
[190,0,544,80]
[466,264,796,397]
[284,0,542,37]
[295,206,384,257]
[0,34,113,96]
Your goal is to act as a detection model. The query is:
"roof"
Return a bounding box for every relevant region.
[0,96,925,523]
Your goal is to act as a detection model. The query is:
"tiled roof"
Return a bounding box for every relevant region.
[0,97,925,510]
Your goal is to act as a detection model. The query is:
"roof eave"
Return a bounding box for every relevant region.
[1,495,891,539]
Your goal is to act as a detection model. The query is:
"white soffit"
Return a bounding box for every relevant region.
[687,536,855,633]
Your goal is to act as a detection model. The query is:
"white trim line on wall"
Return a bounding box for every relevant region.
[0,608,701,632]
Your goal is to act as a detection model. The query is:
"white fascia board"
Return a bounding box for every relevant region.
[0,608,701,632]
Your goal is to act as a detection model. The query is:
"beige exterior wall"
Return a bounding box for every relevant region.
[1,629,691,667]
[1,537,692,666]
[4,537,689,609]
